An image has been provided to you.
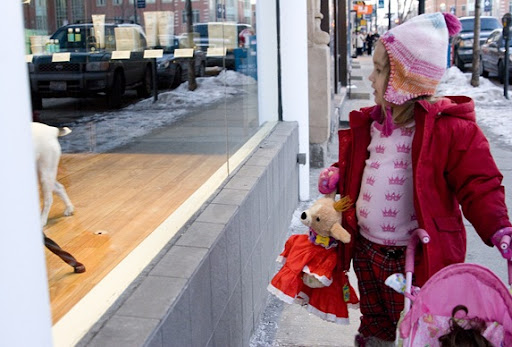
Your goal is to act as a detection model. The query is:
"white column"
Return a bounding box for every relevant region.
[280,0,310,201]
[256,0,279,126]
[0,3,53,346]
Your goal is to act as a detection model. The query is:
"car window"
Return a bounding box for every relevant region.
[481,18,500,31]
[460,18,500,32]
[51,26,94,52]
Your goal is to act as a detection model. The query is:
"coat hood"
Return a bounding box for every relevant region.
[417,95,476,122]
[350,96,476,129]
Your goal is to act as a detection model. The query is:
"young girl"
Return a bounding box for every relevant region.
[317,12,512,346]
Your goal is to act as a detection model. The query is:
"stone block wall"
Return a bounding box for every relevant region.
[79,122,300,347]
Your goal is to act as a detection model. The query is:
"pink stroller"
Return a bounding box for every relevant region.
[389,229,512,346]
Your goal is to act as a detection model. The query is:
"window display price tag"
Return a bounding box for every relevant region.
[52,52,71,62]
[143,49,163,59]
[174,48,194,58]
[207,47,227,57]
[26,54,33,63]
[112,51,131,59]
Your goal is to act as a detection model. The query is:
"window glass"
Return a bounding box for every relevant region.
[22,0,260,335]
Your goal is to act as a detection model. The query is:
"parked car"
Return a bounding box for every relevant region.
[192,22,253,70]
[451,16,501,70]
[480,28,512,84]
[28,22,153,109]
[155,38,206,89]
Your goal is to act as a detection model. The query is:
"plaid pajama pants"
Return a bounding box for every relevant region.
[353,235,408,341]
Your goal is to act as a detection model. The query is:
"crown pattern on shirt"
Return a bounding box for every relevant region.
[410,213,417,221]
[393,160,409,170]
[385,192,402,201]
[375,145,385,154]
[389,175,406,185]
[396,143,411,153]
[401,128,414,137]
[383,239,397,246]
[359,208,370,218]
[382,208,399,218]
[381,223,396,232]
[366,176,376,186]
[363,192,372,202]
[370,161,381,169]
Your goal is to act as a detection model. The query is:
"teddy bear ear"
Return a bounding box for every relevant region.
[330,223,351,243]
[333,196,352,212]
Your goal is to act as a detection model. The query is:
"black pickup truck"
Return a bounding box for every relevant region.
[28,23,153,109]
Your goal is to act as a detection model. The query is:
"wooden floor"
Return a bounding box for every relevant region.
[43,152,226,323]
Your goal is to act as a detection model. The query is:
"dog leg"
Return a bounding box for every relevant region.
[40,176,54,227]
[54,180,74,216]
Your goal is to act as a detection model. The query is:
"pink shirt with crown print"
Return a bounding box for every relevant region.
[355,121,418,246]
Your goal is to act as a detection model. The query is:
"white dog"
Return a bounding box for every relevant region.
[32,122,74,226]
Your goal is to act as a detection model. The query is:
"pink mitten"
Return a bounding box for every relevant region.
[318,167,340,194]
[491,227,512,260]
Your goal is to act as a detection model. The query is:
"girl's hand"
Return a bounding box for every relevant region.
[491,227,512,260]
[318,167,339,194]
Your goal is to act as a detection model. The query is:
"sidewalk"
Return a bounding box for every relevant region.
[250,55,375,347]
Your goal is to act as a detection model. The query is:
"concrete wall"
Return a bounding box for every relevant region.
[78,122,300,347]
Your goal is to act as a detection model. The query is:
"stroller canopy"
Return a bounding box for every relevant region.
[400,263,512,339]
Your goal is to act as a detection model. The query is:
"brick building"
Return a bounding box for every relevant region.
[23,0,255,35]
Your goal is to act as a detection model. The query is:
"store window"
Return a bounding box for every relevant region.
[23,0,262,344]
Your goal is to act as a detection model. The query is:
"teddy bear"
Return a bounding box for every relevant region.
[267,195,359,324]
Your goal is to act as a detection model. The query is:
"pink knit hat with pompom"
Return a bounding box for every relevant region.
[379,12,461,105]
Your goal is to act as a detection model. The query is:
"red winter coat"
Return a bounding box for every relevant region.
[335,96,511,286]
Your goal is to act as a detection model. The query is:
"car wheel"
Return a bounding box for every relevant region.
[107,72,124,109]
[171,66,182,89]
[498,60,505,84]
[479,57,489,77]
[31,93,43,110]
[136,65,152,98]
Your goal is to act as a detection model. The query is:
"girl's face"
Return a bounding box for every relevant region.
[368,41,389,106]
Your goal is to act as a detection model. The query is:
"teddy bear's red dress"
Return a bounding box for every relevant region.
[267,230,359,324]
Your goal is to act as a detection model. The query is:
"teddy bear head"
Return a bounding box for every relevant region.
[300,196,352,244]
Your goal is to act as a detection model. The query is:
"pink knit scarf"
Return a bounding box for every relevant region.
[370,105,394,137]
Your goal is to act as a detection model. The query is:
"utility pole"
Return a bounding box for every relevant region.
[388,0,391,30]
[185,0,197,91]
[133,0,137,24]
[418,0,425,14]
[470,0,481,87]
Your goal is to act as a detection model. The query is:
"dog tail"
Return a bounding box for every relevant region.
[58,127,72,137]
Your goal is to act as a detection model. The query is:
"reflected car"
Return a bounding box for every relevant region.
[451,16,501,70]
[480,28,512,84]
[156,42,206,89]
[28,22,153,109]
[192,22,253,70]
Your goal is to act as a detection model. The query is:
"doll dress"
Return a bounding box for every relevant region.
[268,232,359,324]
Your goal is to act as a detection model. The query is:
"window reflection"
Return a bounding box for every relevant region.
[23,0,258,328]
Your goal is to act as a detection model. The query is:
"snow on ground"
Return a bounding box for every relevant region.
[59,70,256,153]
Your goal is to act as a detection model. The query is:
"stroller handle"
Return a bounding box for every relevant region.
[405,229,430,274]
